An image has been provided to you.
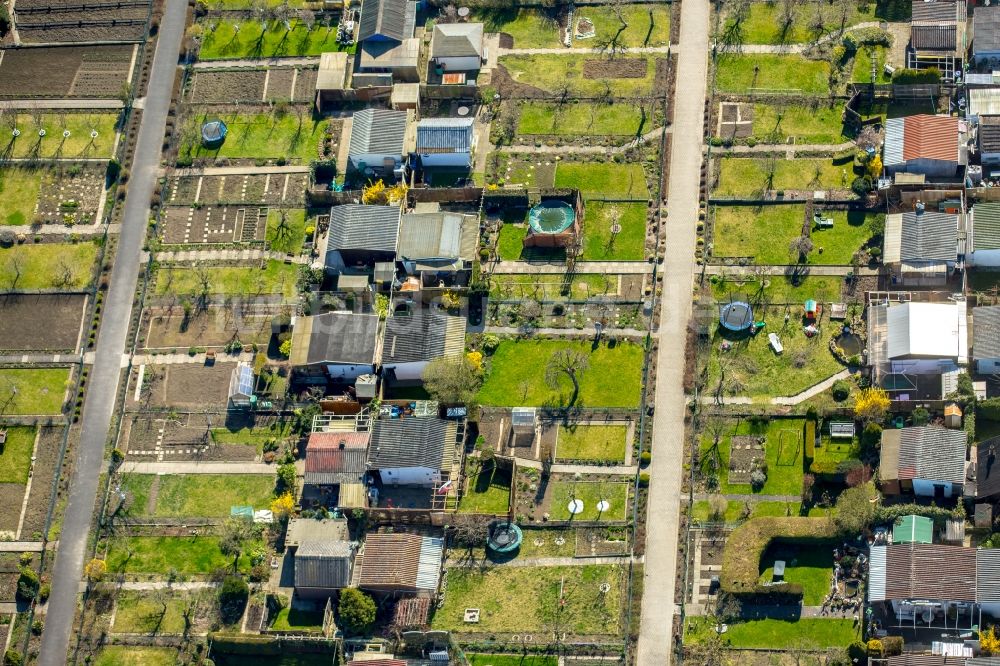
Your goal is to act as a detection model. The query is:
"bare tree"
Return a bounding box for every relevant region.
[789,235,814,263]
[597,0,630,58]
[545,348,590,405]
[7,254,23,290]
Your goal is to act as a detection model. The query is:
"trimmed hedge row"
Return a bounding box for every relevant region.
[720,517,839,599]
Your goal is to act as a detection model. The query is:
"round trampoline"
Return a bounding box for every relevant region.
[487,521,523,554]
[720,301,753,332]
[528,200,576,235]
[201,120,228,147]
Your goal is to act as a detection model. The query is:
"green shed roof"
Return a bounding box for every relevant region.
[974,202,1000,251]
[893,514,933,544]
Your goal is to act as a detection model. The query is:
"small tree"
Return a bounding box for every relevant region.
[218,575,249,625]
[278,339,292,357]
[708,494,728,521]
[981,627,1000,656]
[84,558,107,583]
[338,587,376,635]
[219,518,259,572]
[16,567,39,602]
[276,462,296,495]
[789,235,814,263]
[422,356,482,405]
[833,481,877,536]
[854,387,890,423]
[544,348,590,405]
[831,379,851,402]
[271,492,295,521]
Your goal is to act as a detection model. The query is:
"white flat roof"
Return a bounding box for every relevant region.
[886,301,968,362]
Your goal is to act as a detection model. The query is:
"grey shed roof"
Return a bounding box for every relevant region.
[289,312,381,367]
[974,306,1000,360]
[416,118,474,153]
[398,211,477,261]
[912,0,961,23]
[349,109,409,157]
[369,416,456,469]
[973,202,1000,251]
[911,25,957,50]
[975,6,1000,53]
[978,436,1000,500]
[885,426,968,485]
[899,210,959,262]
[328,204,401,253]
[431,22,484,59]
[294,540,354,590]
[382,310,466,364]
[979,549,1000,602]
[980,116,1000,152]
[359,0,415,42]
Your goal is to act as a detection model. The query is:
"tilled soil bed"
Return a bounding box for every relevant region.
[583,58,648,79]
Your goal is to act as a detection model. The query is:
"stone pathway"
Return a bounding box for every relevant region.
[692,493,800,502]
[0,542,45,552]
[0,353,82,365]
[503,126,666,155]
[703,264,879,276]
[121,461,276,475]
[699,368,852,406]
[146,248,309,264]
[513,457,637,476]
[173,164,312,176]
[712,22,881,55]
[714,140,855,157]
[486,326,654,338]
[446,555,640,568]
[132,351,255,365]
[494,261,654,275]
[498,45,673,56]
[192,56,320,69]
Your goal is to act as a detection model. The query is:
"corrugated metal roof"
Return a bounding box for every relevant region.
[979,549,1000,602]
[970,89,1000,117]
[899,210,959,262]
[974,306,1000,359]
[295,540,354,590]
[893,514,934,544]
[980,116,1000,152]
[884,212,903,262]
[382,310,465,365]
[902,115,959,162]
[912,0,961,24]
[431,22,484,59]
[305,447,368,485]
[868,545,886,601]
[328,204,401,253]
[398,211,476,260]
[415,536,443,591]
[895,426,968,485]
[358,533,422,590]
[369,416,455,469]
[308,432,371,449]
[884,117,905,166]
[880,543,978,602]
[912,25,957,50]
[886,301,967,360]
[349,109,409,157]
[289,312,381,366]
[975,6,1000,53]
[973,202,1000,250]
[317,52,348,91]
[416,117,474,153]
[358,0,413,42]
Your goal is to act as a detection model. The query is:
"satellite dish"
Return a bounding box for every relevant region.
[568,499,584,515]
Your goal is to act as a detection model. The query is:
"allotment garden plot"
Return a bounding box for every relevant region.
[0,45,135,99]
[167,172,310,206]
[0,164,107,226]
[187,67,318,104]
[140,303,279,351]
[0,294,87,352]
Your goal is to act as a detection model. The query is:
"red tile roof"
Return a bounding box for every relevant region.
[902,114,959,162]
[307,431,370,450]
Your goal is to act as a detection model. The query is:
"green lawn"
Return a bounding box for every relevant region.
[751,103,850,145]
[691,499,801,522]
[497,224,528,260]
[699,418,805,495]
[810,211,880,264]
[180,112,327,163]
[709,274,846,304]
[0,242,99,290]
[720,2,883,45]
[270,606,324,632]
[266,208,308,254]
[433,565,623,634]
[468,656,559,666]
[106,535,256,574]
[582,201,647,260]
[210,420,294,450]
[549,481,628,520]
[489,274,616,301]
[758,542,834,605]
[518,101,648,137]
[715,157,854,196]
[122,474,154,515]
[715,54,831,94]
[2,113,118,159]
[555,162,648,199]
[475,5,669,48]
[0,168,44,225]
[685,616,857,648]
[94,647,179,666]
[459,462,511,514]
[852,46,892,84]
[706,310,844,401]
[111,591,192,634]
[198,20,353,59]
[813,434,862,470]
[479,339,644,408]
[154,260,299,298]
[0,368,69,415]
[499,54,658,97]
[148,474,275,517]
[712,205,806,264]
[0,425,36,484]
[557,424,628,462]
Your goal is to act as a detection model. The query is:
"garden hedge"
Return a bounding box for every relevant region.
[804,420,816,462]
[720,517,838,599]
[980,398,1000,422]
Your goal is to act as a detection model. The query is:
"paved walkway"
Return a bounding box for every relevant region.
[715,22,881,54]
[513,457,637,476]
[692,493,799,502]
[700,368,851,406]
[192,56,320,69]
[132,351,255,365]
[0,99,124,110]
[503,126,666,155]
[0,354,82,365]
[38,3,190,663]
[0,542,45,552]
[114,581,217,590]
[486,326,653,338]
[446,555,639,568]
[703,264,879,277]
[147,248,309,264]
[173,164,312,176]
[121,461,276,475]
[498,45,673,56]
[716,140,854,157]
[638,0,709,664]
[493,261,654,275]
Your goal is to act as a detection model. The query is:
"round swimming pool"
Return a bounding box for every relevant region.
[528,200,576,234]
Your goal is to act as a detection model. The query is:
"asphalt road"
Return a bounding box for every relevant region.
[636,0,710,664]
[36,3,189,663]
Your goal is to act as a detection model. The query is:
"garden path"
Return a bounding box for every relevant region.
[121,461,275,474]
[445,555,641,568]
[191,56,320,69]
[513,457,638,476]
[173,164,312,176]
[493,260,653,274]
[714,22,882,54]
[703,264,879,276]
[697,368,852,406]
[713,141,855,156]
[485,326,653,338]
[0,100,124,110]
[691,493,799,502]
[130,351,255,365]
[502,125,666,155]
[146,248,311,264]
[497,45,673,56]
[0,353,82,364]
